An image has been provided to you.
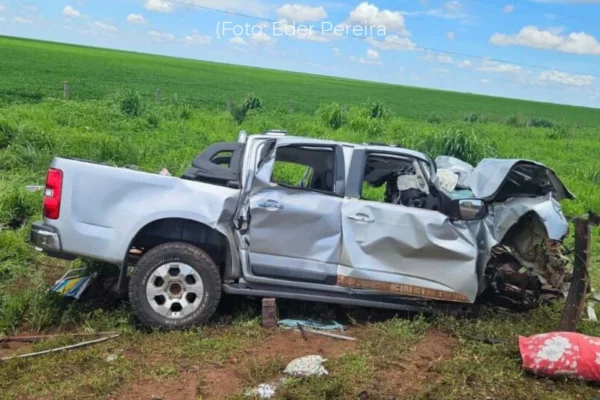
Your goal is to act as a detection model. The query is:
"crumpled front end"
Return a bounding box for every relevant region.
[436,156,573,310]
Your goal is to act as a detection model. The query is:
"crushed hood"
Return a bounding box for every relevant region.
[435,156,574,202]
[466,159,575,202]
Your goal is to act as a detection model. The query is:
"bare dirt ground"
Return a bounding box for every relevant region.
[368,330,457,398]
[115,328,360,400]
[111,328,455,400]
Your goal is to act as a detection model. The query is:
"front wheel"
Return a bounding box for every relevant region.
[129,242,222,329]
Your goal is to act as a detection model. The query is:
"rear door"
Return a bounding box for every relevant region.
[339,149,479,303]
[239,138,346,284]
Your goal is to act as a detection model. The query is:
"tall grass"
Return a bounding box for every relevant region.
[0,95,598,334]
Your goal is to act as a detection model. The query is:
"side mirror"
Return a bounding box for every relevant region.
[450,198,488,220]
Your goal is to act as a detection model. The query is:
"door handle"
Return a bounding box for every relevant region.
[258,199,283,210]
[348,214,374,223]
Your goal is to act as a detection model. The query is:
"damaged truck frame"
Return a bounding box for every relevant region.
[31,130,577,329]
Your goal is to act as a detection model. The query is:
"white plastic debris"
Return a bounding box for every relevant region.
[284,355,328,377]
[159,168,172,176]
[106,354,118,362]
[245,383,277,399]
[437,169,459,192]
[396,175,420,191]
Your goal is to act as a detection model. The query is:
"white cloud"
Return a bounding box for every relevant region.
[229,36,247,45]
[332,47,342,56]
[402,1,470,20]
[62,6,81,18]
[446,31,456,40]
[503,4,514,13]
[149,30,175,42]
[347,2,409,35]
[0,17,5,22]
[398,66,404,71]
[92,21,119,32]
[366,35,417,51]
[144,0,174,12]
[444,1,462,12]
[14,17,33,24]
[228,32,273,46]
[490,26,600,55]
[144,0,269,16]
[481,79,491,83]
[127,14,146,24]
[250,31,273,45]
[350,48,382,65]
[0,5,5,13]
[458,59,471,68]
[276,4,326,22]
[433,67,451,74]
[275,19,333,42]
[181,29,211,45]
[422,52,453,64]
[533,70,594,87]
[476,58,524,75]
[438,54,453,64]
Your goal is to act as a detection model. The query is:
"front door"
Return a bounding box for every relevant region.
[243,139,346,284]
[339,150,479,302]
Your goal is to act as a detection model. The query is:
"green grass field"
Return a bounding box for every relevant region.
[1,36,600,399]
[2,35,600,127]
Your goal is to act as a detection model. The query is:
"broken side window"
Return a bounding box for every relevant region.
[360,153,440,210]
[269,145,337,195]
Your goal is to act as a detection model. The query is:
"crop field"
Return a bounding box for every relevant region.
[1,36,600,399]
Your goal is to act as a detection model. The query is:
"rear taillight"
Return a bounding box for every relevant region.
[43,168,63,220]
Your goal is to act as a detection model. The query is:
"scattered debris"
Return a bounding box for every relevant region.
[298,328,356,342]
[587,301,598,322]
[297,323,308,341]
[284,355,328,377]
[245,382,279,399]
[520,332,600,381]
[106,354,118,362]
[25,185,44,192]
[52,268,98,300]
[0,331,119,344]
[467,336,505,345]
[278,319,344,331]
[159,168,171,176]
[1,334,120,361]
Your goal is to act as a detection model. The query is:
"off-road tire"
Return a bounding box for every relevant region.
[129,242,222,330]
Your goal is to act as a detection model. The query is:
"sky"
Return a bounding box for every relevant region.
[1,0,600,108]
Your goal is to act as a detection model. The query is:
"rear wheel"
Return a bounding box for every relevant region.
[129,242,222,329]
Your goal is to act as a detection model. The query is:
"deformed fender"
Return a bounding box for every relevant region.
[492,193,569,242]
[457,193,569,286]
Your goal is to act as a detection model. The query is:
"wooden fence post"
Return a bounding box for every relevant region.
[155,89,162,104]
[557,216,591,332]
[63,81,70,100]
[226,97,232,112]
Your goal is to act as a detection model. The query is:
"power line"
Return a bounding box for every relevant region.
[159,0,600,79]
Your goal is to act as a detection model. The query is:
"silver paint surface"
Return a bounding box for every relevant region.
[37,133,572,305]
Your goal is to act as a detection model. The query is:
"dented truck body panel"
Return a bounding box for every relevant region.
[31,133,574,312]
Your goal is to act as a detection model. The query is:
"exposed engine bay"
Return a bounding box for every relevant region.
[484,214,572,310]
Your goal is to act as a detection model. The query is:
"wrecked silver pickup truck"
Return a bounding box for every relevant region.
[30,130,574,329]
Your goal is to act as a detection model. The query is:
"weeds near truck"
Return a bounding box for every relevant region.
[0,35,600,399]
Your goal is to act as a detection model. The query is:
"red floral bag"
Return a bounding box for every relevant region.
[519,332,600,381]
